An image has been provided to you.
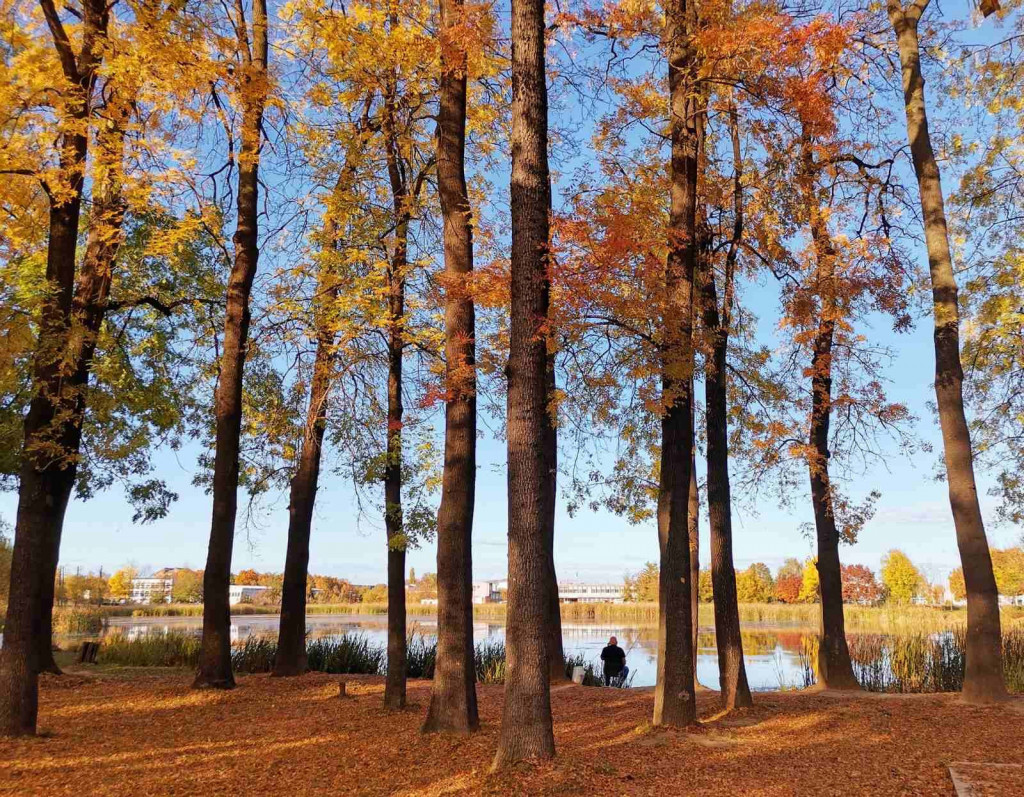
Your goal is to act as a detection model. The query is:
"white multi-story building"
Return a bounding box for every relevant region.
[557,582,624,604]
[228,584,270,605]
[472,579,506,604]
[130,568,180,604]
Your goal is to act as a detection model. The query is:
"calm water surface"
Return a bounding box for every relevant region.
[102,615,813,690]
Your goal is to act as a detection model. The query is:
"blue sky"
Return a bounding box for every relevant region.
[2,1,1021,588]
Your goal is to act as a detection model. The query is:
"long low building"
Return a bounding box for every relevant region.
[471,579,624,604]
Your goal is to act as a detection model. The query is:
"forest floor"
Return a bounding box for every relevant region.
[2,668,1024,795]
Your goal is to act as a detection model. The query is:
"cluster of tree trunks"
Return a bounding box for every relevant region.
[0,0,115,737]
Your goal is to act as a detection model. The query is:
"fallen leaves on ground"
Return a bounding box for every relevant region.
[1,671,1023,795]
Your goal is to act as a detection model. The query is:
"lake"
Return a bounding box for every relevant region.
[101,614,815,690]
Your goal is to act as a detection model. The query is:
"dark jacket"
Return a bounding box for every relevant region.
[600,644,626,676]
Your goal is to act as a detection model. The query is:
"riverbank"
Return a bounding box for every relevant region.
[4,670,1023,794]
[94,601,1024,632]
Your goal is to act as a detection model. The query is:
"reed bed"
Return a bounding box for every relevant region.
[94,629,607,686]
[52,606,107,634]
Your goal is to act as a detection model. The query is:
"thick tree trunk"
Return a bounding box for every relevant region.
[653,0,698,729]
[424,0,479,733]
[273,308,336,676]
[194,0,268,690]
[492,0,556,767]
[1,9,110,732]
[888,0,1006,703]
[799,129,859,691]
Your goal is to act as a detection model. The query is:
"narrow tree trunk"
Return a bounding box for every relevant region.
[381,62,410,710]
[273,300,337,676]
[653,0,698,729]
[799,128,859,691]
[194,0,268,690]
[424,0,479,733]
[888,0,1006,703]
[493,0,556,767]
[1,8,110,731]
[543,348,565,683]
[689,442,699,683]
[699,104,752,706]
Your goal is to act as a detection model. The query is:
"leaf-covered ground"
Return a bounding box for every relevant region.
[2,671,1023,795]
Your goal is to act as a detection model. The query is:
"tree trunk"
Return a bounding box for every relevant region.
[653,0,698,729]
[273,300,337,676]
[888,0,1006,703]
[194,0,268,690]
[381,61,410,710]
[492,0,556,767]
[699,104,752,706]
[688,441,699,683]
[1,8,110,732]
[424,0,479,733]
[799,128,859,691]
[543,348,565,683]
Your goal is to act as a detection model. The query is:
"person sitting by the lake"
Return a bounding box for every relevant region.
[600,636,628,687]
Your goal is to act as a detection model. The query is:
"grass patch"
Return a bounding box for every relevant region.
[53,606,106,634]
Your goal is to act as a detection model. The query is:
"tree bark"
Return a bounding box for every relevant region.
[194,0,268,690]
[492,0,556,767]
[699,101,752,709]
[888,0,1006,703]
[799,127,859,691]
[0,0,109,736]
[653,0,699,729]
[423,0,479,733]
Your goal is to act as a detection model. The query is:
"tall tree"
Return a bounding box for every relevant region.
[699,97,752,709]
[653,0,699,728]
[493,0,557,766]
[886,0,1006,703]
[796,121,858,690]
[194,0,269,690]
[423,0,479,733]
[0,0,110,736]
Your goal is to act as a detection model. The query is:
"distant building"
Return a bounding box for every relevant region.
[557,582,624,604]
[472,580,506,604]
[130,567,183,604]
[229,584,270,605]
[471,579,624,604]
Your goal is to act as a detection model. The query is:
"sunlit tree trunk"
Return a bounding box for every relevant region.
[699,101,751,709]
[195,0,268,690]
[423,0,479,733]
[798,127,859,690]
[888,0,1006,703]
[492,0,556,767]
[0,0,109,736]
[653,0,698,728]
